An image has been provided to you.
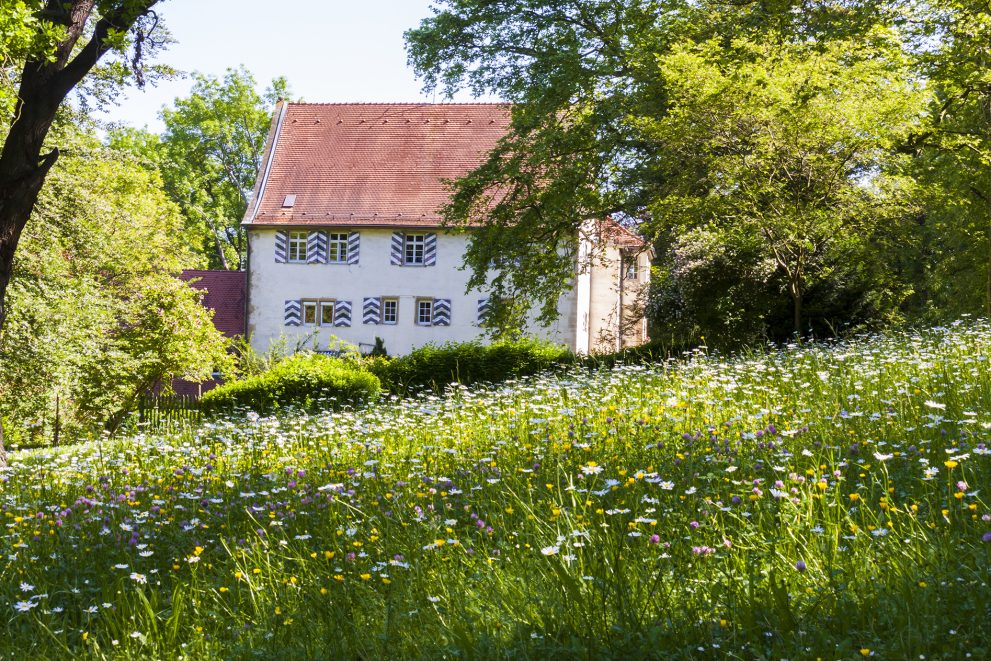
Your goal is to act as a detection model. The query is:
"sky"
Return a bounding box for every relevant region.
[102,0,490,132]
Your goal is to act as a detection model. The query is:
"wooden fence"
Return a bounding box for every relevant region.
[135,394,202,431]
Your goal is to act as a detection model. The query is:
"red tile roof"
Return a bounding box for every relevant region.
[179,270,246,337]
[244,103,511,227]
[598,219,650,250]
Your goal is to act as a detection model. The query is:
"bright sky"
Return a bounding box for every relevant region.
[102,0,489,132]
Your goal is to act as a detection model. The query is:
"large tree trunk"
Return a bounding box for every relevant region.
[0,0,159,467]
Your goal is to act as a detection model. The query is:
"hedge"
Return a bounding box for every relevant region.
[200,353,380,414]
[368,338,573,395]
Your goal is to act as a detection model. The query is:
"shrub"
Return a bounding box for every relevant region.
[368,337,572,394]
[200,353,380,414]
[578,338,687,370]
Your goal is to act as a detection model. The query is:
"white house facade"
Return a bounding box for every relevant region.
[242,102,650,356]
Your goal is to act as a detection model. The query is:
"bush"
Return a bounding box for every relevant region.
[368,338,573,394]
[201,353,380,414]
[578,338,688,370]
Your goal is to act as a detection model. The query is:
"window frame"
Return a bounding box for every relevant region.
[415,298,433,326]
[382,297,399,325]
[320,300,337,326]
[404,233,426,266]
[622,253,639,280]
[302,300,318,326]
[327,232,349,264]
[302,298,336,326]
[288,231,308,263]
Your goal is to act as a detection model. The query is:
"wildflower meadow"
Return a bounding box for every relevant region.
[2,322,991,659]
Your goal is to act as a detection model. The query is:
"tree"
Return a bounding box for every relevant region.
[0,0,164,464]
[0,118,232,446]
[156,68,289,270]
[642,34,923,334]
[910,2,991,317]
[405,0,903,330]
[110,69,289,270]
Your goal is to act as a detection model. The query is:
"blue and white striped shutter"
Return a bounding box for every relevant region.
[432,298,451,326]
[424,233,437,266]
[477,298,490,325]
[334,300,352,327]
[347,232,360,265]
[284,299,302,326]
[362,297,381,324]
[390,232,404,265]
[275,231,289,263]
[307,231,327,264]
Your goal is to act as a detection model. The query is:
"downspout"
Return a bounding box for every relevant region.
[244,229,251,341]
[616,250,624,353]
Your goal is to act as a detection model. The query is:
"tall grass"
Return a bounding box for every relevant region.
[1,322,989,658]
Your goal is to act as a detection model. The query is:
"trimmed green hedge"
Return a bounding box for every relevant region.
[200,353,380,414]
[200,338,681,415]
[368,338,573,394]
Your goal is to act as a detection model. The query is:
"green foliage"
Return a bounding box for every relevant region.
[578,337,686,369]
[369,336,388,358]
[910,2,991,318]
[200,353,380,414]
[405,0,910,334]
[0,2,62,117]
[228,331,323,379]
[642,33,923,335]
[369,337,572,394]
[110,67,289,270]
[0,119,232,444]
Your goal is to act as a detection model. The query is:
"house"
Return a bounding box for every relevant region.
[241,102,650,356]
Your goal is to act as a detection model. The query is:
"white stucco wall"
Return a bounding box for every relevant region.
[247,228,579,355]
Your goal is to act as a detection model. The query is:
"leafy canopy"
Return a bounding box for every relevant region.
[111,67,289,270]
[0,119,232,444]
[406,0,913,333]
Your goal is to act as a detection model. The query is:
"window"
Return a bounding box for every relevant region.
[302,299,335,326]
[327,233,349,263]
[416,298,433,326]
[288,231,308,263]
[320,301,336,326]
[622,254,639,280]
[382,298,398,324]
[303,300,318,325]
[404,234,425,265]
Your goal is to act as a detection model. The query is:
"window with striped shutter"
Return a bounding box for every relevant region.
[333,300,352,327]
[275,231,289,263]
[348,232,360,265]
[432,298,451,326]
[307,231,328,264]
[284,299,302,326]
[477,298,491,326]
[362,297,381,325]
[424,233,437,266]
[390,232,404,265]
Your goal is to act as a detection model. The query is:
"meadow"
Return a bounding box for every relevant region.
[1,322,990,659]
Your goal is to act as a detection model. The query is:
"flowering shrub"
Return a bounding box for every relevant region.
[1,322,990,657]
